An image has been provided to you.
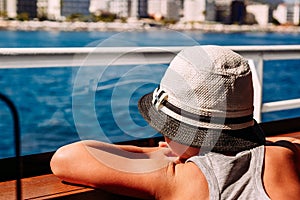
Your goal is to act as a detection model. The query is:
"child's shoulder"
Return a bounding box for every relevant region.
[263,142,300,200]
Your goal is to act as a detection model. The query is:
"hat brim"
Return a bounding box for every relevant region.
[138,92,266,153]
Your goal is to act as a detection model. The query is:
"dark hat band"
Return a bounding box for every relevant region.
[151,86,254,130]
[162,100,254,126]
[138,92,265,152]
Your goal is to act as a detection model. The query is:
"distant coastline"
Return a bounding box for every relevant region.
[1,19,300,33]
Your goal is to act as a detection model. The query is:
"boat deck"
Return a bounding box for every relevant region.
[0,174,139,200]
[0,138,162,200]
[0,118,300,200]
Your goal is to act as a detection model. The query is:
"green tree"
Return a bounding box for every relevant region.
[91,11,116,22]
[66,13,84,22]
[0,11,7,18]
[17,12,29,21]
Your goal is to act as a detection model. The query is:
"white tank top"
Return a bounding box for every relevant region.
[187,145,270,200]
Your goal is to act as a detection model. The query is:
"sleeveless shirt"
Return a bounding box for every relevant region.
[187,145,270,200]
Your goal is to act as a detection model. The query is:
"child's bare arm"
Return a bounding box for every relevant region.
[266,132,300,144]
[50,140,176,199]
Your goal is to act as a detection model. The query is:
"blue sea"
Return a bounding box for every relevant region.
[0,30,300,158]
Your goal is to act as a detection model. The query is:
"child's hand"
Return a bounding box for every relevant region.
[158,141,168,148]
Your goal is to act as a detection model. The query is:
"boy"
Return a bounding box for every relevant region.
[51,46,300,199]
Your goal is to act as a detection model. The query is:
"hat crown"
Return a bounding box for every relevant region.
[160,45,253,118]
[138,45,265,152]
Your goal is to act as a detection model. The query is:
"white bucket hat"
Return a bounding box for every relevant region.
[138,45,265,153]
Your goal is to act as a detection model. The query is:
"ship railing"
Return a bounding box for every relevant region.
[1,45,300,122]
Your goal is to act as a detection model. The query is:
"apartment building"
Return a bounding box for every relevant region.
[17,0,37,19]
[3,0,16,18]
[47,0,61,20]
[183,0,215,22]
[148,0,180,20]
[127,0,149,19]
[37,0,47,19]
[294,0,300,25]
[148,0,161,19]
[246,4,270,26]
[137,0,148,18]
[1,0,294,27]
[109,0,130,18]
[61,0,90,17]
[0,0,5,14]
[215,0,232,23]
[163,0,180,20]
[90,0,147,19]
[90,0,110,13]
[273,2,300,25]
[0,0,60,20]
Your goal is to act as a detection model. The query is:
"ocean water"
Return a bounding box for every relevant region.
[0,30,300,158]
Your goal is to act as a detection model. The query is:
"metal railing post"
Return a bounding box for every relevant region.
[256,54,264,122]
[0,93,22,200]
[248,59,263,123]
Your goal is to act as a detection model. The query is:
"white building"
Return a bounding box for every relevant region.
[130,0,138,18]
[214,0,232,7]
[273,4,287,24]
[109,0,130,18]
[183,0,215,22]
[206,0,216,21]
[184,0,205,22]
[89,0,110,13]
[36,0,61,20]
[37,0,47,18]
[148,0,180,20]
[246,4,269,26]
[90,0,142,19]
[0,0,17,18]
[0,0,4,14]
[148,0,162,19]
[162,0,180,20]
[273,2,300,25]
[90,0,129,18]
[293,0,300,25]
[47,0,61,20]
